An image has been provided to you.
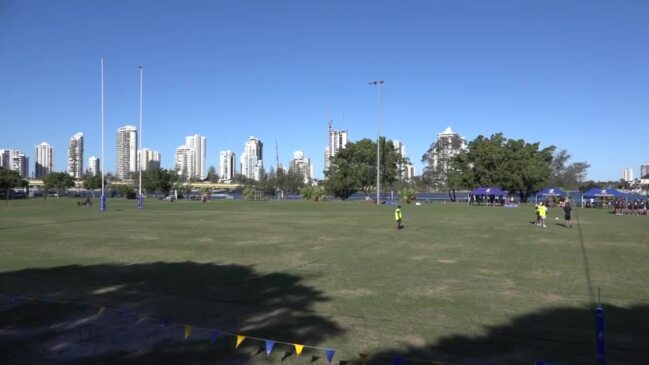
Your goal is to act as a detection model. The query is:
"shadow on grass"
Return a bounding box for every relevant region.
[368,304,649,365]
[0,262,342,364]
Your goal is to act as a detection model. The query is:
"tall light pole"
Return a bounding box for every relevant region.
[137,66,144,209]
[369,80,384,205]
[100,58,107,212]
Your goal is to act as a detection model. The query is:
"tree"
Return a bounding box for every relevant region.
[83,174,103,190]
[421,134,465,190]
[115,184,135,198]
[207,165,219,183]
[399,186,416,204]
[324,137,404,199]
[548,150,590,190]
[43,172,75,197]
[278,167,305,194]
[142,168,178,196]
[300,186,325,201]
[447,133,555,202]
[0,167,23,203]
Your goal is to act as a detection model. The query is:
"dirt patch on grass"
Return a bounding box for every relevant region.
[333,288,373,298]
[436,259,457,264]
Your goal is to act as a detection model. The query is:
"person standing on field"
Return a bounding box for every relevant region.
[563,201,573,228]
[395,205,403,230]
[538,202,548,228]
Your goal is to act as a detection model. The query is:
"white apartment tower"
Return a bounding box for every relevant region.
[12,151,29,179]
[185,134,207,180]
[88,156,100,176]
[0,149,10,169]
[139,148,161,172]
[325,122,348,171]
[175,145,195,181]
[290,150,313,184]
[35,142,54,179]
[3,149,30,178]
[116,125,138,180]
[641,163,649,178]
[219,150,236,183]
[393,140,415,181]
[431,127,467,175]
[241,136,263,181]
[622,168,633,182]
[67,132,84,179]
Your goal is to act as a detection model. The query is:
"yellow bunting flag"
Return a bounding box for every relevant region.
[97,306,106,316]
[235,335,246,349]
[294,344,304,356]
[184,325,193,339]
[359,353,369,365]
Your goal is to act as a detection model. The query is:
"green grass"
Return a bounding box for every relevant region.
[0,198,647,364]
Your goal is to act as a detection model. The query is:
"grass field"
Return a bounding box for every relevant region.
[0,198,647,364]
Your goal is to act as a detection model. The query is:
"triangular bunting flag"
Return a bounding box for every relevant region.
[359,353,369,365]
[235,335,246,349]
[265,340,275,356]
[393,356,403,365]
[97,306,106,316]
[210,330,220,343]
[294,344,304,356]
[184,325,193,339]
[325,348,336,364]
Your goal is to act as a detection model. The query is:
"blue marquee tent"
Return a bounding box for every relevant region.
[582,188,624,198]
[581,188,625,208]
[470,187,505,196]
[535,187,567,203]
[538,187,567,196]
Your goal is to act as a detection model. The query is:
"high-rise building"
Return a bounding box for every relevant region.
[185,134,207,180]
[219,150,236,183]
[1,149,29,178]
[641,163,649,178]
[324,122,348,171]
[67,132,84,179]
[0,149,10,169]
[34,142,54,179]
[241,136,263,181]
[88,156,100,176]
[11,150,29,179]
[139,148,161,172]
[290,150,313,184]
[622,168,633,182]
[116,125,138,180]
[406,165,416,179]
[175,145,195,181]
[430,127,467,179]
[393,140,415,181]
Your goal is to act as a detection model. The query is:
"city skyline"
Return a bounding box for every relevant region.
[2,1,648,181]
[4,125,649,184]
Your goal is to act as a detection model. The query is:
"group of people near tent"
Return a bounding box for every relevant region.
[613,199,649,215]
[468,187,507,206]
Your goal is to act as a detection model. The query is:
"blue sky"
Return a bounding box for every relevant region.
[1,0,648,180]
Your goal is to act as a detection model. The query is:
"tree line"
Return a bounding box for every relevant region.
[324,133,594,202]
